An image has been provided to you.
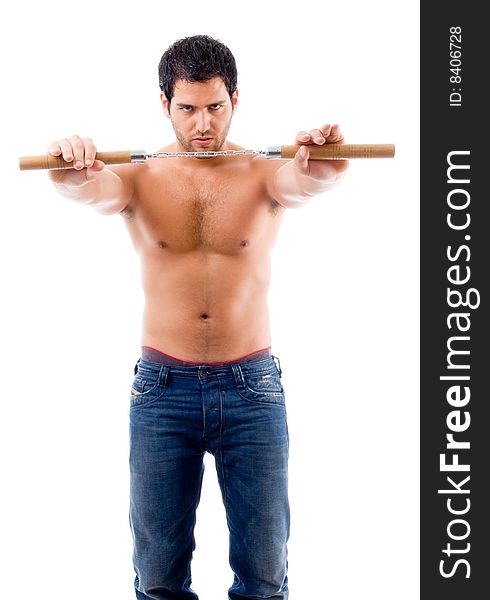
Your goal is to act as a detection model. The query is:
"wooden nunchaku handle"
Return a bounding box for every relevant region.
[18,143,395,170]
[19,150,135,171]
[280,143,395,159]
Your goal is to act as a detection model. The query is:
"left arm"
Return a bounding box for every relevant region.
[266,123,349,209]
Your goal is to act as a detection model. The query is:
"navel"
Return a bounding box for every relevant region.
[157,240,168,249]
[240,239,249,247]
[199,313,209,320]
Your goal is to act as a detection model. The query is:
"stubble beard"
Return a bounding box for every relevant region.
[172,118,232,159]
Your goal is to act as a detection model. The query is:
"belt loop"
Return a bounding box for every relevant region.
[231,363,245,388]
[157,364,169,388]
[272,354,282,377]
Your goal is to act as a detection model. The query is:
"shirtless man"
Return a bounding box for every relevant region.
[48,35,348,600]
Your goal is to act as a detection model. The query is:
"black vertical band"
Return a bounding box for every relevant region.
[421,3,489,597]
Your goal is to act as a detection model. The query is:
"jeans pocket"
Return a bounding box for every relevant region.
[236,368,285,406]
[130,374,161,407]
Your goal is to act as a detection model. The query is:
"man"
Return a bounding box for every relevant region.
[48,35,348,600]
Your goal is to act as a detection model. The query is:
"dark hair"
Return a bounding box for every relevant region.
[158,35,238,103]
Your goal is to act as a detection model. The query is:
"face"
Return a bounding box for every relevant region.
[160,76,238,154]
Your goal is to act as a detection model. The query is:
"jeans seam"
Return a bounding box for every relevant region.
[217,379,228,508]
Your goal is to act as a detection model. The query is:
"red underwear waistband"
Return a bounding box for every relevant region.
[141,345,272,366]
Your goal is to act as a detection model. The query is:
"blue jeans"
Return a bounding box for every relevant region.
[129,354,290,600]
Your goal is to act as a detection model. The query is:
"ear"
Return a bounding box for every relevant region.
[160,92,171,118]
[231,89,238,113]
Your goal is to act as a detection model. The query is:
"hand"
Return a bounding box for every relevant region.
[294,123,349,183]
[47,135,105,185]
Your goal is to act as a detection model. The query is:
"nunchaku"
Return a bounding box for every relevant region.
[19,143,395,171]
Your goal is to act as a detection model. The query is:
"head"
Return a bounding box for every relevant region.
[158,35,238,153]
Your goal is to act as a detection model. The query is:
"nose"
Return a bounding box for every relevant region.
[195,110,211,134]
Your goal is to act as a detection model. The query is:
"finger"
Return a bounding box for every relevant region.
[48,142,62,156]
[319,124,333,138]
[309,128,325,144]
[294,144,310,174]
[83,137,97,167]
[295,130,311,144]
[59,139,74,162]
[327,124,344,141]
[69,135,85,170]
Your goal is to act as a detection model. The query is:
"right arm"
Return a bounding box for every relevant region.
[47,135,133,215]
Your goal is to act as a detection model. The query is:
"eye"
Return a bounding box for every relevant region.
[210,104,223,110]
[180,106,193,112]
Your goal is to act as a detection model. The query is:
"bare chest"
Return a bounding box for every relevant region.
[123,164,283,254]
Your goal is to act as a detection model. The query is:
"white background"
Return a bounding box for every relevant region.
[1,1,419,598]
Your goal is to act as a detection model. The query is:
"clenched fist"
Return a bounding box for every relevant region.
[47,135,105,186]
[293,123,349,183]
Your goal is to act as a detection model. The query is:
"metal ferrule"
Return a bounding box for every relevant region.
[130,150,148,163]
[265,146,282,159]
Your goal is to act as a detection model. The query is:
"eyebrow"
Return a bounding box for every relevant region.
[175,100,227,108]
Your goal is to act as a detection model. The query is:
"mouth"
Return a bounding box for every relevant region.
[193,137,214,147]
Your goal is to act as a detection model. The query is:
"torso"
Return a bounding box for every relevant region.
[117,143,287,362]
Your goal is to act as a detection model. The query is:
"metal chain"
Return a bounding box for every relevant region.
[149,149,266,159]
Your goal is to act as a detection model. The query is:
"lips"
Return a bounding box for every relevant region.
[193,137,214,147]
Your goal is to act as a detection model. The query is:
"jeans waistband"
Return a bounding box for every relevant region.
[135,347,282,377]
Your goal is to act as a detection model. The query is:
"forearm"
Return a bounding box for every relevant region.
[51,167,127,212]
[53,174,102,204]
[270,160,344,208]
